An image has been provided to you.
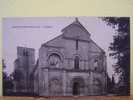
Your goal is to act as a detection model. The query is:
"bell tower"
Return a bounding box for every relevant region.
[14,46,35,93]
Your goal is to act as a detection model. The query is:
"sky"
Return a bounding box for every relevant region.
[2,17,116,77]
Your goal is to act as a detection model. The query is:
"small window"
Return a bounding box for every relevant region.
[74,56,79,69]
[76,40,78,50]
[94,59,98,67]
[23,50,29,56]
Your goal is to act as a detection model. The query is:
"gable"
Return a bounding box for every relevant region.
[62,19,91,41]
[89,39,105,53]
[42,19,105,54]
[42,35,64,47]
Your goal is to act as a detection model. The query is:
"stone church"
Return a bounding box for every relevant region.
[14,18,107,96]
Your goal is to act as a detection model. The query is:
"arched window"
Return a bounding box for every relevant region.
[74,56,79,69]
[23,50,29,56]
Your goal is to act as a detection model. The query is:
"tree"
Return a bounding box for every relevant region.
[106,75,112,93]
[2,59,14,95]
[2,59,7,80]
[101,17,130,95]
[13,70,23,81]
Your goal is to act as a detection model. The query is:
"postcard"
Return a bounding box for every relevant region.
[2,17,130,96]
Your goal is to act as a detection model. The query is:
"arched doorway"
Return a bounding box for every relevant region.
[72,77,85,96]
[73,81,80,95]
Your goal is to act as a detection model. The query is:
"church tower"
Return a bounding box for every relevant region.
[14,46,35,93]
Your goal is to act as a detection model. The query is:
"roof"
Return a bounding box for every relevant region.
[41,18,105,53]
[61,18,91,36]
[90,39,105,53]
[41,35,64,47]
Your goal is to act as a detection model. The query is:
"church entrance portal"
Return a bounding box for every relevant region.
[72,77,85,96]
[73,82,80,95]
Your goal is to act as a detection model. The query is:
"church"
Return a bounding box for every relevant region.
[14,18,107,96]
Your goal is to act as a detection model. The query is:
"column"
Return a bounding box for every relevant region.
[63,70,66,96]
[90,72,94,95]
[44,69,49,96]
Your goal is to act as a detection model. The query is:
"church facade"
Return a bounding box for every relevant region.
[33,18,107,96]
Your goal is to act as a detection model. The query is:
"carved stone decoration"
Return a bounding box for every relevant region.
[93,77,102,94]
[49,78,62,94]
[94,59,98,68]
[48,53,61,68]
